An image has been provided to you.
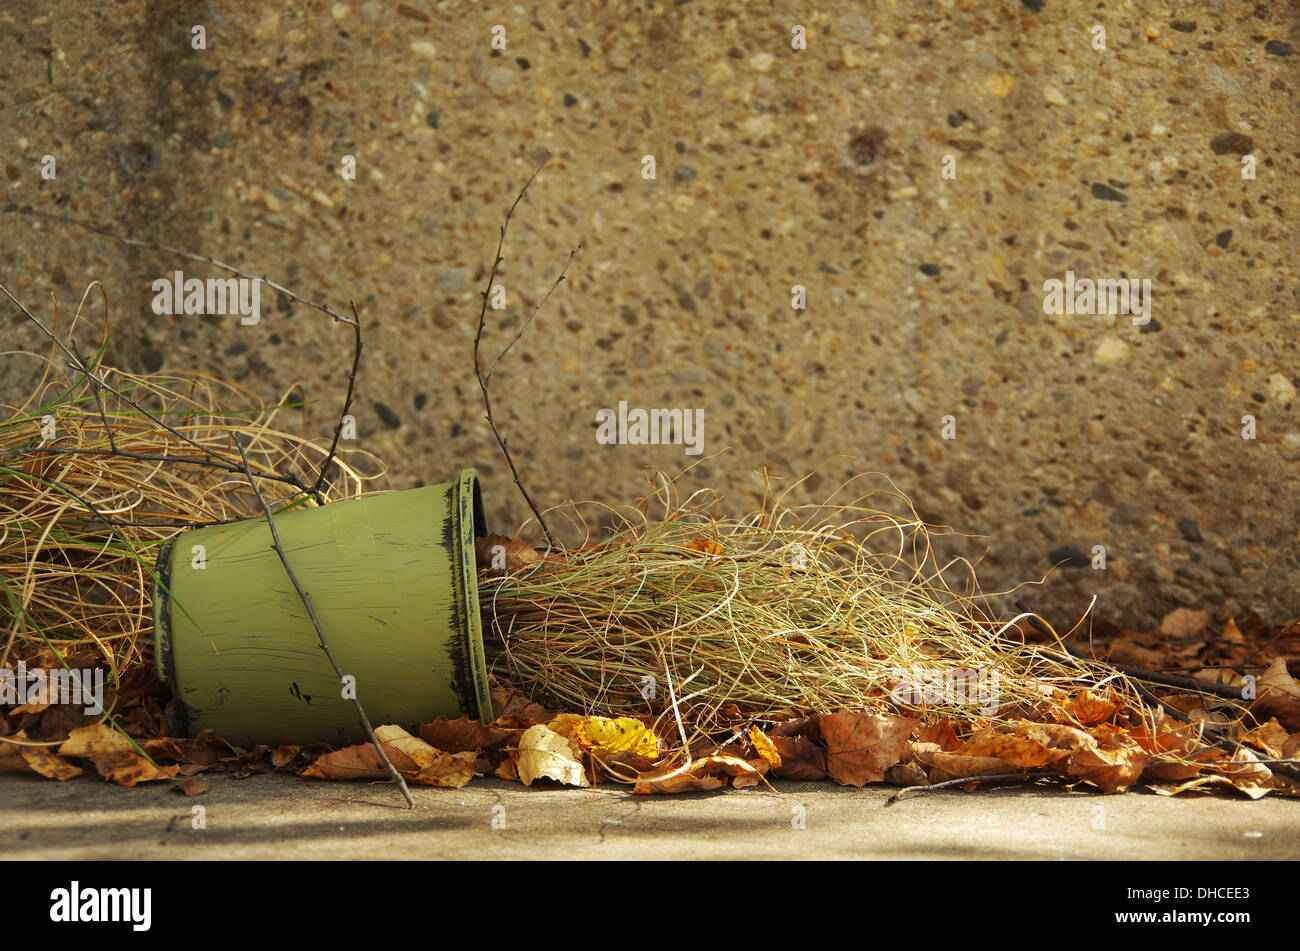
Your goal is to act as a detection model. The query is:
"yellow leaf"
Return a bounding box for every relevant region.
[575,716,658,759]
[748,725,782,768]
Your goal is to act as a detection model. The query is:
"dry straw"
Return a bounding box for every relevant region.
[0,285,376,731]
[482,465,1149,741]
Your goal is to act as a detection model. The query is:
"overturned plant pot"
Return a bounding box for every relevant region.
[152,469,493,747]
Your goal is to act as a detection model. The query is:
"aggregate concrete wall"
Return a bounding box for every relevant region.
[1,0,1296,628]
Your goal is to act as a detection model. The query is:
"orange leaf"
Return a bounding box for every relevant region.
[20,747,82,780]
[1064,688,1118,726]
[93,751,178,787]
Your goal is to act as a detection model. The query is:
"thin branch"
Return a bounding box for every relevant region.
[1057,641,1248,702]
[0,281,317,498]
[886,770,1065,805]
[1128,681,1300,785]
[231,434,414,809]
[3,204,358,328]
[471,152,580,550]
[485,243,582,388]
[312,300,362,499]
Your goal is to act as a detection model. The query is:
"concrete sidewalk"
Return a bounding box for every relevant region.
[2,772,1296,860]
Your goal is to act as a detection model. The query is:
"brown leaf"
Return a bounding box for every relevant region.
[1150,775,1272,800]
[141,738,187,760]
[1249,656,1300,731]
[270,745,303,767]
[419,715,513,754]
[819,711,918,787]
[915,749,1017,783]
[488,680,552,725]
[632,757,740,795]
[1240,718,1291,759]
[1066,729,1149,794]
[1159,607,1210,639]
[171,778,210,797]
[302,743,389,781]
[20,747,82,780]
[1106,639,1168,669]
[1141,759,1203,783]
[1220,617,1245,643]
[915,717,962,751]
[768,715,822,741]
[884,760,929,786]
[769,734,828,780]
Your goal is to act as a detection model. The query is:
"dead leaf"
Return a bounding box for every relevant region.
[914,749,1017,783]
[375,723,443,771]
[748,726,781,768]
[475,535,543,574]
[408,750,477,788]
[1240,718,1290,759]
[419,715,512,754]
[1067,729,1149,794]
[1220,617,1245,643]
[819,711,917,787]
[1249,657,1300,731]
[769,734,827,780]
[57,723,135,758]
[631,755,758,794]
[92,751,178,787]
[1064,689,1118,726]
[302,743,389,781]
[915,717,961,751]
[171,778,209,797]
[1160,607,1211,639]
[1106,639,1168,669]
[960,726,1058,769]
[575,716,659,759]
[516,724,587,787]
[488,680,552,725]
[1150,775,1272,800]
[20,747,82,780]
[884,761,929,786]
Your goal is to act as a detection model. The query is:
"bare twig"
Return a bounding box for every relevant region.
[472,153,581,551]
[231,434,414,808]
[886,770,1065,805]
[1128,681,1300,785]
[312,300,362,499]
[0,282,317,499]
[1058,641,1248,702]
[3,204,358,328]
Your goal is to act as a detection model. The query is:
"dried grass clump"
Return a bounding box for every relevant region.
[482,469,1137,739]
[0,289,377,704]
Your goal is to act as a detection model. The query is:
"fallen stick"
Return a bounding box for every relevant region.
[471,152,581,551]
[232,434,414,808]
[886,770,1065,806]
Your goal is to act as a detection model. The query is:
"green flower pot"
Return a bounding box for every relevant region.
[153,470,493,746]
